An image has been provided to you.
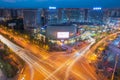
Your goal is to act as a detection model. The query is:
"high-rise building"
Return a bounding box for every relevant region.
[17,9,24,18]
[84,9,88,21]
[11,9,18,19]
[41,9,48,26]
[0,9,11,20]
[47,8,59,24]
[88,8,104,24]
[23,9,41,34]
[0,9,4,17]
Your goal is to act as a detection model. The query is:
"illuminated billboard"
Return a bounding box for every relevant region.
[57,32,69,39]
[49,6,56,9]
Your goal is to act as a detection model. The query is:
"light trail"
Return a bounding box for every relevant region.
[64,37,96,80]
[71,71,87,80]
[80,63,97,80]
[0,34,59,80]
[45,46,88,80]
[1,27,120,80]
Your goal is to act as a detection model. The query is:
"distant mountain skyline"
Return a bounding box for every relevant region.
[0,0,120,8]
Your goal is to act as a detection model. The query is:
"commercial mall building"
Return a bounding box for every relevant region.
[46,24,78,44]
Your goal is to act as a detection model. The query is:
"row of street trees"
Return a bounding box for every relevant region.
[0,41,24,78]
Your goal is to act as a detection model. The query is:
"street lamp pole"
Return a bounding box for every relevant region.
[111,54,119,80]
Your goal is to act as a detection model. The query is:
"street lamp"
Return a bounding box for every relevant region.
[111,54,119,80]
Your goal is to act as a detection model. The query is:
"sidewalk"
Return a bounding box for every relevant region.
[0,69,7,80]
[0,69,18,80]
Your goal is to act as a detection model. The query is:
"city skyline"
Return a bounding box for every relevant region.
[0,1,120,80]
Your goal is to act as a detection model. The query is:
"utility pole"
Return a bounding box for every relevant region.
[111,54,119,80]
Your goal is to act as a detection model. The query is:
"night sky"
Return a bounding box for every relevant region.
[0,0,120,8]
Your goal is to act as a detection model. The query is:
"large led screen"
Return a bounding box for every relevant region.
[57,32,69,39]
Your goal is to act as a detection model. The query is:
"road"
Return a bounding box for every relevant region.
[85,31,120,58]
[0,33,97,80]
[0,27,120,80]
[45,36,98,80]
[0,34,59,80]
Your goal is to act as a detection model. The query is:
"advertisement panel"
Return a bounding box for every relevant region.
[57,32,69,39]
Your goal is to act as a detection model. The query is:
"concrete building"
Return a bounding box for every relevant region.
[46,24,77,41]
[60,8,85,23]
[17,9,24,18]
[23,9,41,34]
[0,9,11,20]
[88,8,104,24]
[45,8,89,24]
[46,24,77,44]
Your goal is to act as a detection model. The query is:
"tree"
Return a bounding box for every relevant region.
[45,37,49,45]
[41,36,44,43]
